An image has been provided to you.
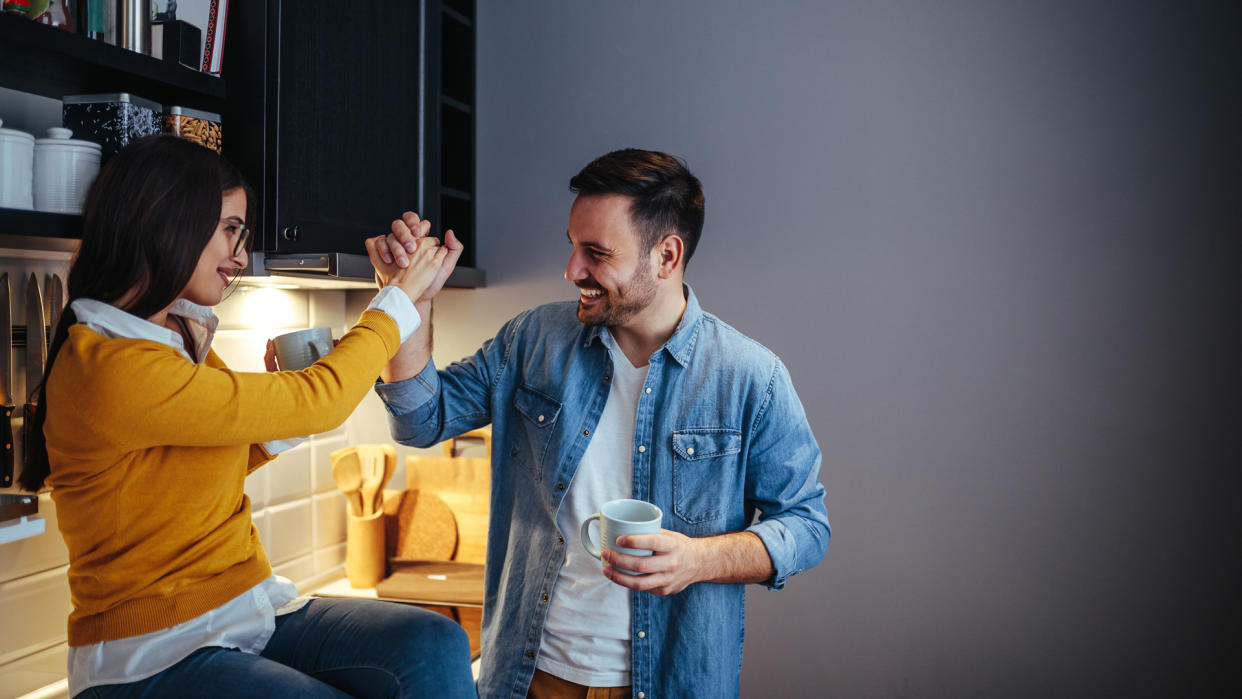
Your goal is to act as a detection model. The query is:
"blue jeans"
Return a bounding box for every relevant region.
[77,598,476,698]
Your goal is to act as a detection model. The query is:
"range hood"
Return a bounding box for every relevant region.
[242,252,486,290]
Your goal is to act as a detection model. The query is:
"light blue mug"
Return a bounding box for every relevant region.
[580,499,663,575]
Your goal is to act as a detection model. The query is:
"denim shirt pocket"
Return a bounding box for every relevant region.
[671,428,743,524]
[509,383,563,482]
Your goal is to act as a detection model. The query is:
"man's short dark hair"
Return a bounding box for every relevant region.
[569,148,705,267]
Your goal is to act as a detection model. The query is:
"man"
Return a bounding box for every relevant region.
[366,149,830,698]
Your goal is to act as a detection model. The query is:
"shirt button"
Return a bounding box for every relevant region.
[687,447,695,455]
[638,445,646,453]
[558,535,564,545]
[583,429,590,436]
[537,414,545,422]
[542,593,549,602]
[645,387,652,394]
[526,650,535,659]
[637,630,646,638]
[638,693,645,698]
[556,482,566,491]
[604,374,611,382]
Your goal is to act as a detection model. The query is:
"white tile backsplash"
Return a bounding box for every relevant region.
[272,555,315,585]
[207,329,271,372]
[311,433,349,494]
[266,442,312,505]
[263,500,312,566]
[307,290,347,330]
[0,566,71,667]
[0,494,68,585]
[215,287,309,332]
[313,543,347,577]
[244,464,269,511]
[0,642,68,699]
[313,492,348,550]
[249,509,270,548]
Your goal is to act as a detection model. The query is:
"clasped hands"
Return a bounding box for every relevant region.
[365,211,463,304]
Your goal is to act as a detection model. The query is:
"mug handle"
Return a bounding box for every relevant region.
[310,337,332,362]
[580,513,603,560]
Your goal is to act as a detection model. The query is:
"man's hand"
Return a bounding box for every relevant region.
[601,530,775,595]
[369,211,464,303]
[365,229,450,304]
[601,530,707,595]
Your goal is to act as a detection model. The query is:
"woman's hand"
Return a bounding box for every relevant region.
[366,212,463,303]
[366,227,450,304]
[264,340,278,372]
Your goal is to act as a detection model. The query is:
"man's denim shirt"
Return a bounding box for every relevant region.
[375,286,830,699]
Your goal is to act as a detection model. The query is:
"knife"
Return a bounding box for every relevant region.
[22,274,46,481]
[0,274,13,488]
[44,273,64,343]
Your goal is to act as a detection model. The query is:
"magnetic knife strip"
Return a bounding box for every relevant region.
[10,324,52,349]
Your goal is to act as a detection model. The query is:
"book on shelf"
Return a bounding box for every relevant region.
[201,0,229,74]
[174,0,229,76]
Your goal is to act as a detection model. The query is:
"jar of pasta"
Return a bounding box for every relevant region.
[163,106,222,153]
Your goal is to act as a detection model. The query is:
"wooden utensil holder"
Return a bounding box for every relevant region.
[345,509,386,588]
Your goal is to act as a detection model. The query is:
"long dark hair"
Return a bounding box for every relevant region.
[19,135,253,491]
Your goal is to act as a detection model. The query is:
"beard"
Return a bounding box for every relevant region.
[576,260,658,328]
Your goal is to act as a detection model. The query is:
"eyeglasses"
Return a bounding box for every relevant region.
[233,224,251,257]
[220,219,251,257]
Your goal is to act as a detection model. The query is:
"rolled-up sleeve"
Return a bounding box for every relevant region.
[374,359,443,446]
[744,359,831,590]
[749,508,831,590]
[374,311,527,448]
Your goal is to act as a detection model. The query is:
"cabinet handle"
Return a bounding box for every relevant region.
[280,226,301,242]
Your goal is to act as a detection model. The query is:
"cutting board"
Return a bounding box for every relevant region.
[375,559,485,607]
[405,427,491,564]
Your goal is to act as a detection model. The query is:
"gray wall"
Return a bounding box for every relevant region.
[450,1,1235,696]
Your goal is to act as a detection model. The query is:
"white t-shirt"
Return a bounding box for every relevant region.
[536,331,650,686]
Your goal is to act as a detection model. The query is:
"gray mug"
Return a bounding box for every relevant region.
[272,327,333,371]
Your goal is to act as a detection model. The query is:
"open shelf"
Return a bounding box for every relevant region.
[0,13,225,109]
[0,207,80,234]
[0,13,227,254]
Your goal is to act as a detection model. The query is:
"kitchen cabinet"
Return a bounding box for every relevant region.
[223,0,483,287]
[432,0,478,279]
[0,3,481,288]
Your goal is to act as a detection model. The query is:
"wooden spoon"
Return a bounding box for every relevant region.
[330,446,364,517]
[356,444,392,517]
[379,444,396,513]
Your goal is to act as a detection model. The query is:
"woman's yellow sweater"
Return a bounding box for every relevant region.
[44,309,400,646]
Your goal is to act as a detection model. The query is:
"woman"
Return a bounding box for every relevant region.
[19,135,475,698]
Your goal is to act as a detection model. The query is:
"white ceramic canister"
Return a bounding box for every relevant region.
[33,127,102,215]
[0,118,36,210]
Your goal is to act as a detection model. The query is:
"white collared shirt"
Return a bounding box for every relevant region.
[64,286,419,696]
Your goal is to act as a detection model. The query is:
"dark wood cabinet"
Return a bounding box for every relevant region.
[223,0,481,285]
[430,1,477,272]
[1,5,480,287]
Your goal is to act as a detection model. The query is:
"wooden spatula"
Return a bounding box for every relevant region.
[330,446,364,517]
[357,444,394,516]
